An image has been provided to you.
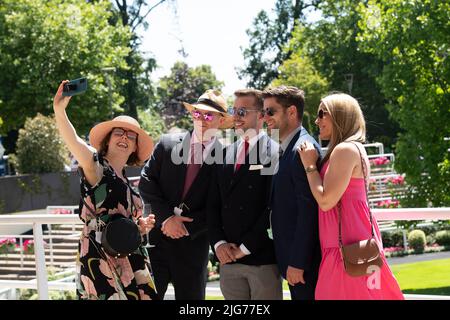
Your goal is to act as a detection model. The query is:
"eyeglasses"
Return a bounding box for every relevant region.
[317,109,328,119]
[112,128,138,141]
[228,107,260,117]
[261,108,277,117]
[191,110,217,122]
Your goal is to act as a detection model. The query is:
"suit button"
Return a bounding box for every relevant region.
[239,206,243,210]
[248,185,253,189]
[224,205,228,209]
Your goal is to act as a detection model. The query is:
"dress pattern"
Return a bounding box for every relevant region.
[314,161,404,300]
[76,155,158,300]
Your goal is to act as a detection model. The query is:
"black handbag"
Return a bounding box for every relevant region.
[101,214,141,258]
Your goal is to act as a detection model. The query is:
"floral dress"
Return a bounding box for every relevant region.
[76,155,158,300]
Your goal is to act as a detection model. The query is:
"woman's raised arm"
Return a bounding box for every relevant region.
[53,80,101,186]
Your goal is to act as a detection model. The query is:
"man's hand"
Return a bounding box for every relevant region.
[216,243,237,265]
[286,266,305,286]
[161,215,193,239]
[229,244,246,260]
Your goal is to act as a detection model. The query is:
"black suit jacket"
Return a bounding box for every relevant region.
[139,131,223,244]
[207,134,279,265]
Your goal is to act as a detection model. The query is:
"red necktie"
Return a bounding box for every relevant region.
[235,140,249,172]
[182,142,203,199]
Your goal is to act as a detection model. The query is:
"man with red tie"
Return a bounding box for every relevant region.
[139,90,233,300]
[207,89,282,300]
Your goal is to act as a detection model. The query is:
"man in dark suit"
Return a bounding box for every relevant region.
[262,86,322,300]
[138,90,233,300]
[207,89,282,300]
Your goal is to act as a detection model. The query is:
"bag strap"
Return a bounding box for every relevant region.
[338,142,375,248]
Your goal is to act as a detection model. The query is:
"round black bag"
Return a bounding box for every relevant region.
[101,214,141,257]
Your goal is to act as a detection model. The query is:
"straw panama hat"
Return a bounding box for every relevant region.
[182,89,234,129]
[89,115,154,162]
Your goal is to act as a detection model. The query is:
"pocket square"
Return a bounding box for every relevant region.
[249,164,264,170]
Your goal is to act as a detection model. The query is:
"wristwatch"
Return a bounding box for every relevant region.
[305,165,318,174]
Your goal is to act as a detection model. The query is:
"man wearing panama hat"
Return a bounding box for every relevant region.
[53,80,158,300]
[139,89,233,300]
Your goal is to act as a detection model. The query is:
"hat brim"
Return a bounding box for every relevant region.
[182,102,234,129]
[89,120,154,162]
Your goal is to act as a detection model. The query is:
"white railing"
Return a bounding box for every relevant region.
[0,207,449,300]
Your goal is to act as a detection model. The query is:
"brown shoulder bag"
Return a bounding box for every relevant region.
[338,142,384,277]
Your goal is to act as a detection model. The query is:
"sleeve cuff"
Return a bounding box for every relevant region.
[240,243,251,255]
[214,240,227,252]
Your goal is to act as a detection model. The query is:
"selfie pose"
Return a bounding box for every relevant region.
[53,80,158,300]
[298,93,404,300]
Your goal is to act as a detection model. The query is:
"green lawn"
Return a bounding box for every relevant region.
[391,258,450,295]
[208,259,450,299]
[279,259,450,295]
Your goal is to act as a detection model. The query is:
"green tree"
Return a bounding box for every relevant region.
[0,0,130,136]
[239,0,321,89]
[110,0,172,120]
[271,28,329,133]
[297,0,399,146]
[358,0,450,206]
[157,61,224,130]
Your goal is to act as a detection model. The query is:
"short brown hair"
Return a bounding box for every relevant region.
[262,86,305,121]
[234,88,264,110]
[98,131,142,166]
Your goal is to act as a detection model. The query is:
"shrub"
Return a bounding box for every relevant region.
[13,113,69,174]
[381,230,405,248]
[435,230,450,246]
[408,230,426,253]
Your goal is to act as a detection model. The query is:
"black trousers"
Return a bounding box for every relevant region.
[148,233,209,300]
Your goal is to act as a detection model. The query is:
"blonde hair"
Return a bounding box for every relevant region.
[320,93,366,165]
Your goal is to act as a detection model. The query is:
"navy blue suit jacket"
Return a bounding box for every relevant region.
[270,127,322,279]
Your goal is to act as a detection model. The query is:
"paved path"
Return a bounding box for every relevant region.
[386,250,450,265]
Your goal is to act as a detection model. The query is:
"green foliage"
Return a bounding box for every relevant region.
[271,27,329,132]
[157,61,224,130]
[298,0,399,146]
[358,0,450,206]
[435,230,450,247]
[381,229,405,248]
[137,107,166,142]
[0,0,131,135]
[408,229,426,253]
[14,113,69,174]
[239,0,321,89]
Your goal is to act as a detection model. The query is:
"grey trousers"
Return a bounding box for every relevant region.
[219,263,283,300]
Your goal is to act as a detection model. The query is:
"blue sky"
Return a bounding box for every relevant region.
[139,0,277,96]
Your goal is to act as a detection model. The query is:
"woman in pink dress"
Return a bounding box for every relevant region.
[297,93,404,300]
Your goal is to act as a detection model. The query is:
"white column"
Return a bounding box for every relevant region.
[33,222,49,300]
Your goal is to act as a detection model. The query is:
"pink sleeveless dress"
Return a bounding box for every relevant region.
[314,162,404,300]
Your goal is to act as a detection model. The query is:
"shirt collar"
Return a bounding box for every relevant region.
[238,131,265,150]
[281,126,302,152]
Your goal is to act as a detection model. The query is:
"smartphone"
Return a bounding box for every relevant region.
[62,77,88,96]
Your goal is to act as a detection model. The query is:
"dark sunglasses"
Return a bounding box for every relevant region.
[228,107,260,117]
[261,108,277,117]
[317,109,328,119]
[191,110,216,122]
[112,128,138,141]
